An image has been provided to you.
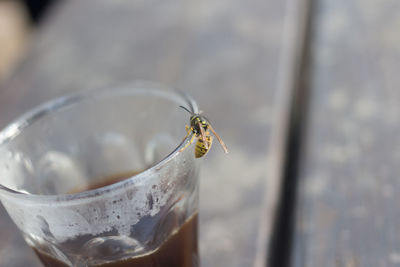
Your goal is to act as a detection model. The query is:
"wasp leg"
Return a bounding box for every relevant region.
[208,124,228,154]
[179,126,195,153]
[180,125,191,139]
[179,134,195,153]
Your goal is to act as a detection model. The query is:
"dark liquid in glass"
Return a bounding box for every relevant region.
[32,172,198,267]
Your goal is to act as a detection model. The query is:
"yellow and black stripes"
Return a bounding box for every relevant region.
[179,105,228,158]
[194,132,213,158]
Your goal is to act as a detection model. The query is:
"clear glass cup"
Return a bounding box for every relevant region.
[0,84,200,267]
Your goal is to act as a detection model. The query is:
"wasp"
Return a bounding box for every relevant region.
[179,106,228,158]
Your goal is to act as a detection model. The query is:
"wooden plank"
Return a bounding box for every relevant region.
[291,0,400,266]
[255,0,313,266]
[0,0,292,266]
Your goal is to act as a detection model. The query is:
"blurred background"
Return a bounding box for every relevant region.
[0,0,282,266]
[0,0,58,81]
[1,0,400,266]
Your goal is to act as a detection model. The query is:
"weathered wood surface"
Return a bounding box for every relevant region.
[0,0,290,266]
[291,0,400,266]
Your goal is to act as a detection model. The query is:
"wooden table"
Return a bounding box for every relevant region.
[2,0,398,266]
[290,0,400,266]
[0,0,291,266]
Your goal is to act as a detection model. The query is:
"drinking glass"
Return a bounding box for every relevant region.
[0,84,200,267]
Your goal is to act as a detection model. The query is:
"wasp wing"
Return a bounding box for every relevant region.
[208,124,228,153]
[198,120,209,149]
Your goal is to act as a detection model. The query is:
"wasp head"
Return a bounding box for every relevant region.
[180,105,209,135]
[190,115,209,135]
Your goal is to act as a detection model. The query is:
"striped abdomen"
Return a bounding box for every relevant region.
[195,132,213,158]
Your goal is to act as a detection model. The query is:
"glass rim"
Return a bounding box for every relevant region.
[0,82,198,203]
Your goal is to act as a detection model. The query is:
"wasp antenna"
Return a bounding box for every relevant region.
[179,105,193,115]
